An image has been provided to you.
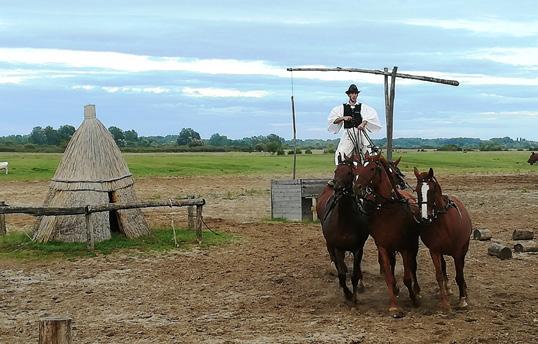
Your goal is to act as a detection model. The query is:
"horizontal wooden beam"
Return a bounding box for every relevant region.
[286,67,459,86]
[0,199,205,216]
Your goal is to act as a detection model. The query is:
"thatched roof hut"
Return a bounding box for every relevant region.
[34,105,150,243]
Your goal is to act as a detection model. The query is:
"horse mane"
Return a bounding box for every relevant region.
[377,156,405,200]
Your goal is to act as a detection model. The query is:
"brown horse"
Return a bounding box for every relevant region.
[529,152,537,165]
[354,153,421,317]
[413,167,472,311]
[316,154,370,303]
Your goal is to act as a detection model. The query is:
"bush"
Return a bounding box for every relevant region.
[276,149,285,155]
[305,149,312,154]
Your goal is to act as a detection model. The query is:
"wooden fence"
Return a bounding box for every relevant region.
[0,198,205,249]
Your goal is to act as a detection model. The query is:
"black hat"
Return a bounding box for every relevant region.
[345,84,360,94]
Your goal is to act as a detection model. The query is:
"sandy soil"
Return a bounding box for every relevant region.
[0,172,537,343]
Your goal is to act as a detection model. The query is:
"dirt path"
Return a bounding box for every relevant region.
[0,173,537,343]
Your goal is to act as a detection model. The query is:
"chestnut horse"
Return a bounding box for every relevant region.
[354,153,421,317]
[529,152,537,165]
[316,154,369,303]
[413,167,472,311]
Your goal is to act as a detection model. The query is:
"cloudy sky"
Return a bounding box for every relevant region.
[1,1,537,140]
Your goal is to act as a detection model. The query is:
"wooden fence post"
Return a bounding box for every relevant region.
[187,196,195,229]
[39,316,72,344]
[85,208,95,250]
[0,201,6,236]
[195,205,203,244]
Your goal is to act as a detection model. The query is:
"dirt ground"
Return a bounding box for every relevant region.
[0,172,537,343]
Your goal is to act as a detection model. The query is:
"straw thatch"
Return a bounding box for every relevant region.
[34,105,150,243]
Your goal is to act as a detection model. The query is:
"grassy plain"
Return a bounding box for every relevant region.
[0,150,535,182]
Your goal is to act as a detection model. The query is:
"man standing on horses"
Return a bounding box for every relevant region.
[328,84,381,164]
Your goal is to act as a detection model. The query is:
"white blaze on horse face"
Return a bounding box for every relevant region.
[421,182,429,219]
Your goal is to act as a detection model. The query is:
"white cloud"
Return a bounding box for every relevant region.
[72,85,96,91]
[467,47,538,68]
[479,111,538,118]
[102,86,170,94]
[401,18,538,37]
[182,87,269,98]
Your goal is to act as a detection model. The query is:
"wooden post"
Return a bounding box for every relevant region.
[472,228,492,241]
[195,205,203,244]
[187,196,195,229]
[386,66,397,161]
[39,316,72,344]
[512,229,534,241]
[0,201,6,236]
[291,95,297,180]
[85,209,94,251]
[384,67,390,159]
[488,243,512,260]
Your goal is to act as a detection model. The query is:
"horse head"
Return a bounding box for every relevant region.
[413,167,443,220]
[387,157,407,189]
[333,153,355,192]
[353,152,385,199]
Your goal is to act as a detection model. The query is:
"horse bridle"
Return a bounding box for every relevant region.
[415,176,458,223]
[356,159,408,210]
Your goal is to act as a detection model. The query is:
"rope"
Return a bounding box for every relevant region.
[200,216,221,236]
[169,199,179,247]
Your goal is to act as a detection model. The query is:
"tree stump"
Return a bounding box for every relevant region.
[513,241,538,253]
[512,229,534,241]
[39,316,72,344]
[488,243,512,260]
[472,228,492,241]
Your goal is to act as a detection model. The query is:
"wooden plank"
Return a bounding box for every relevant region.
[85,212,94,250]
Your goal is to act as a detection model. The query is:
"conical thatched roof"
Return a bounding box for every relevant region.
[50,105,133,192]
[34,105,149,243]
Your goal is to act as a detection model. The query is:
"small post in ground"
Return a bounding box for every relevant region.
[195,205,203,244]
[0,201,6,236]
[39,315,72,344]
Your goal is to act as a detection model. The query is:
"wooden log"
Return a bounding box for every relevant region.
[488,243,512,260]
[512,229,534,241]
[513,241,538,253]
[39,316,72,344]
[0,199,206,216]
[195,205,203,244]
[0,201,6,236]
[473,228,492,241]
[286,67,460,86]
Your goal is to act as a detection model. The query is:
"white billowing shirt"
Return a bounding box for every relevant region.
[327,102,382,164]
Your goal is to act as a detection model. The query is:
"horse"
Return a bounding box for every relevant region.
[529,152,537,165]
[353,153,421,318]
[316,154,370,303]
[413,167,472,311]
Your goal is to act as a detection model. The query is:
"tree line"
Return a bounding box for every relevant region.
[0,125,536,153]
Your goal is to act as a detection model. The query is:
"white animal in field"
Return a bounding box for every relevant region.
[0,161,8,175]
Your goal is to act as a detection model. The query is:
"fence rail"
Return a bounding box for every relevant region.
[0,198,206,249]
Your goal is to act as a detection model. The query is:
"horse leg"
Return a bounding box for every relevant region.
[401,251,419,307]
[430,251,451,311]
[441,255,453,295]
[454,254,468,309]
[378,247,404,318]
[334,249,352,300]
[326,243,337,276]
[351,248,365,303]
[410,245,421,299]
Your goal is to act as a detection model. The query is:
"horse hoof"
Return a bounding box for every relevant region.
[439,303,452,313]
[457,298,468,309]
[389,307,405,318]
[357,280,366,293]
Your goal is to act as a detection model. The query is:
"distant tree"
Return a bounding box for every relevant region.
[29,127,47,145]
[43,126,60,145]
[177,128,201,146]
[108,126,126,147]
[124,129,139,142]
[57,125,76,144]
[208,133,229,146]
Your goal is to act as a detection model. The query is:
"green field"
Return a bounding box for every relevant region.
[0,151,535,182]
